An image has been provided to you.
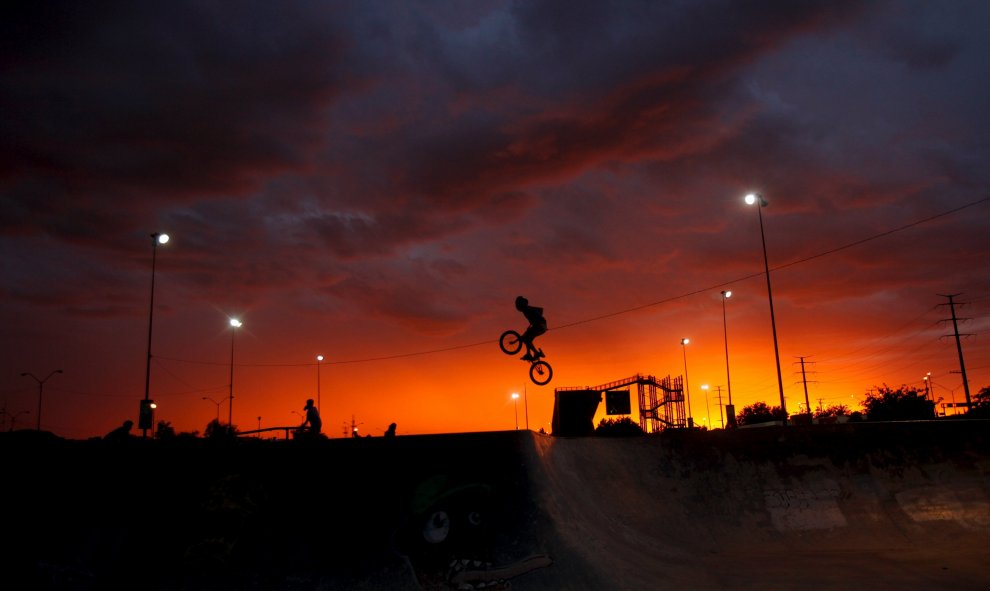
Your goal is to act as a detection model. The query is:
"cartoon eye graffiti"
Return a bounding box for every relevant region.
[467,510,483,527]
[402,477,553,588]
[422,510,450,544]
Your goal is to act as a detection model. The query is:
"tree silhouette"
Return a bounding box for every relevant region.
[814,404,850,419]
[862,384,935,421]
[595,417,644,436]
[204,419,237,439]
[965,386,990,419]
[737,401,786,426]
[155,420,176,440]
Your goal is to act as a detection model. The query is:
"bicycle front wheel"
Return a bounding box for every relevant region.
[530,361,553,386]
[499,330,523,355]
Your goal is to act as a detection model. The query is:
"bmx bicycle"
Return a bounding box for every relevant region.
[499,330,553,386]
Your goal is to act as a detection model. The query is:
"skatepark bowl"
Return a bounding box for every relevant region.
[2,420,988,590]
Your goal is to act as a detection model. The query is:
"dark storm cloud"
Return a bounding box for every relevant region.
[307,206,468,259]
[3,0,982,327]
[1,0,857,240]
[1,1,350,230]
[329,261,475,336]
[855,1,965,70]
[3,234,141,316]
[383,1,862,208]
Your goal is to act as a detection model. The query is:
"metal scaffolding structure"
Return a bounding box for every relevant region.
[556,373,686,433]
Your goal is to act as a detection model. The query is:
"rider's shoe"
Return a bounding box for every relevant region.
[521,353,534,361]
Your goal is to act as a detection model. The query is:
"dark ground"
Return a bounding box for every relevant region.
[2,421,989,590]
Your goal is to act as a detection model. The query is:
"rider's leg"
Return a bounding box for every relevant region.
[520,332,536,360]
[522,325,546,360]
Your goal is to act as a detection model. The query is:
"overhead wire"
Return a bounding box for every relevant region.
[151,357,229,398]
[154,195,990,368]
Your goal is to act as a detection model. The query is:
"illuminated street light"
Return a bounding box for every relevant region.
[511,392,520,430]
[701,384,711,429]
[20,369,62,431]
[923,372,932,402]
[720,290,737,428]
[744,193,787,421]
[316,355,324,415]
[143,232,169,438]
[680,338,693,428]
[228,317,242,426]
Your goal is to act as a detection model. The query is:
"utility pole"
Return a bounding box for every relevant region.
[349,415,363,437]
[794,356,815,416]
[938,294,972,409]
[713,386,726,429]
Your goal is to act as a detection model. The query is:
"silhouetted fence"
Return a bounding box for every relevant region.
[236,426,296,440]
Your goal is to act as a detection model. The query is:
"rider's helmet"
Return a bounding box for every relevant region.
[515,295,528,310]
[305,398,315,409]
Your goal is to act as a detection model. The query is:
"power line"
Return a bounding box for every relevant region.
[155,195,990,368]
[770,196,990,273]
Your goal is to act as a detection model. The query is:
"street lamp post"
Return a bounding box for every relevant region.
[202,397,223,423]
[680,338,693,428]
[701,384,711,429]
[316,355,324,414]
[228,318,242,426]
[745,193,787,420]
[524,384,529,431]
[720,290,737,428]
[511,393,520,430]
[20,370,62,431]
[143,232,169,438]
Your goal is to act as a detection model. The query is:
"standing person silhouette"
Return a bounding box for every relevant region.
[301,398,322,434]
[515,296,547,361]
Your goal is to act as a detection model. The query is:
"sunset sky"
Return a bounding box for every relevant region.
[2,1,988,439]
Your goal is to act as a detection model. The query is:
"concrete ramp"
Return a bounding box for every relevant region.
[526,423,990,590]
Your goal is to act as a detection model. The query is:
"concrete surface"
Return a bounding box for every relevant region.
[2,421,988,590]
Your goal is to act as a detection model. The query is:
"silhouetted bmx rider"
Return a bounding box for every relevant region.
[500,296,552,385]
[515,296,547,361]
[300,398,322,434]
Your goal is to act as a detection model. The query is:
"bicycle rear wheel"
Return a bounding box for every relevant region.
[499,330,523,355]
[529,360,553,386]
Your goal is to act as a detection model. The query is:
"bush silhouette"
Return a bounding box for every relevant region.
[595,417,644,437]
